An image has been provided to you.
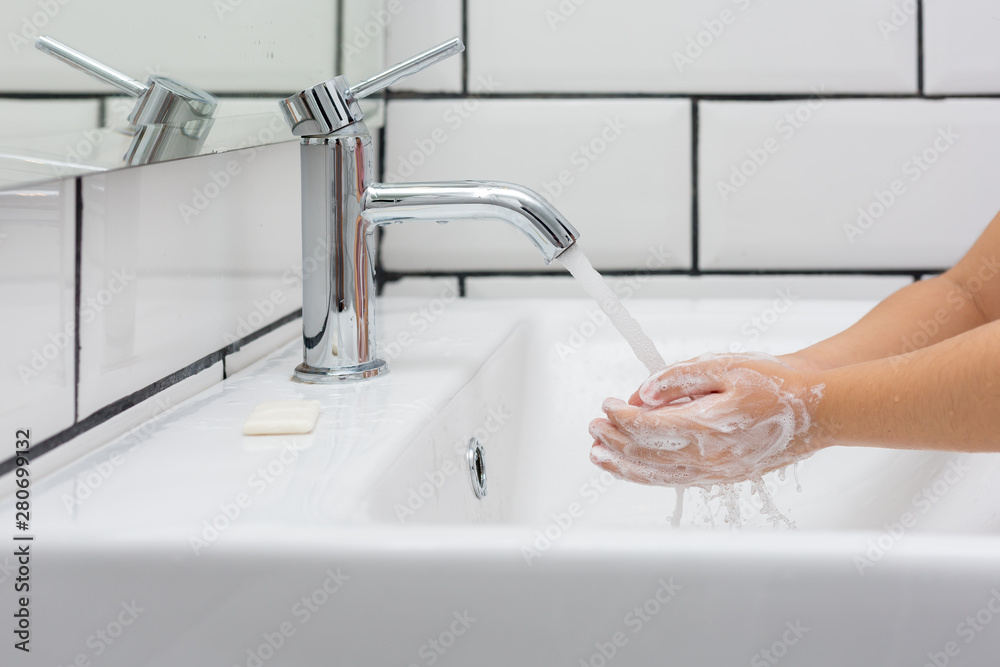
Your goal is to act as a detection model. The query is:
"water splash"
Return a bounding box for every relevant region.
[671,486,685,528]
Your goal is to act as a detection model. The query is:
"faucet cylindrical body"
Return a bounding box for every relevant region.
[294,127,386,382]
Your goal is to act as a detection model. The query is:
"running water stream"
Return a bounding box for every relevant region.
[557,244,667,374]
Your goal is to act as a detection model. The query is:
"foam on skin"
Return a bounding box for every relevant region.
[590,353,824,527]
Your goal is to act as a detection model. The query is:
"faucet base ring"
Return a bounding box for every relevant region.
[292,359,388,384]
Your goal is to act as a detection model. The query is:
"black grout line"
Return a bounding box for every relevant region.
[0,309,303,478]
[96,98,106,128]
[3,91,1000,103]
[690,99,700,274]
[0,92,304,100]
[916,0,925,95]
[0,350,225,477]
[73,177,83,425]
[461,0,469,95]
[0,93,108,100]
[378,268,949,279]
[383,91,1000,102]
[335,0,344,77]
[458,275,467,297]
[223,308,302,354]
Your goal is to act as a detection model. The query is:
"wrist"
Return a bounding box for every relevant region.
[799,367,846,450]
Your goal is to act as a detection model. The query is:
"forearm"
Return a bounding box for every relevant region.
[787,274,989,371]
[810,319,1000,452]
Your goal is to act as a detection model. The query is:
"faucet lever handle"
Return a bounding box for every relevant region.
[280,37,464,137]
[36,36,148,97]
[349,37,464,100]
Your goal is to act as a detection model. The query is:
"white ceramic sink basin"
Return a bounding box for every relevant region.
[3,298,1000,666]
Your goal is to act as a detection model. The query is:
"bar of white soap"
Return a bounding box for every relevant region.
[243,400,321,435]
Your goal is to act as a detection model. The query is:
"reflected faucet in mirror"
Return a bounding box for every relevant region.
[279,37,580,384]
[35,36,218,166]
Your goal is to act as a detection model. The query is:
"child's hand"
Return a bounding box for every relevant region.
[589,353,826,486]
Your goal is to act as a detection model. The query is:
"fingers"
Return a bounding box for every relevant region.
[590,440,630,480]
[601,397,712,452]
[637,362,726,407]
[589,417,689,466]
[590,440,730,486]
[602,398,640,431]
[588,417,636,456]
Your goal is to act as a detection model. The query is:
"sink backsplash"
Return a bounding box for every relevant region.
[0,143,302,471]
[3,0,1000,471]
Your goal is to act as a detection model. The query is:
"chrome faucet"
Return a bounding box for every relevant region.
[279,38,579,383]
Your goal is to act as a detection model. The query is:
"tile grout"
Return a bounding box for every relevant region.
[461,0,469,96]
[380,269,946,279]
[690,99,700,273]
[917,0,925,95]
[73,177,83,425]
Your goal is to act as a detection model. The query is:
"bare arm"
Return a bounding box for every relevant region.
[785,210,1000,371]
[810,317,1000,452]
[589,212,1000,487]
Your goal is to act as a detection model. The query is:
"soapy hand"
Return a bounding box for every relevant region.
[589,353,825,486]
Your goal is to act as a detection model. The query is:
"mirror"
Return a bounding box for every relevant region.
[0,0,385,190]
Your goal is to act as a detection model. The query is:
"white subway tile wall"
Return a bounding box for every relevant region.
[0,179,76,442]
[699,99,1000,270]
[924,0,1000,95]
[467,0,917,94]
[381,98,692,271]
[77,142,300,418]
[380,1,1000,277]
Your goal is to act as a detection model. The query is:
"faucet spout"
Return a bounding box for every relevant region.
[363,181,579,263]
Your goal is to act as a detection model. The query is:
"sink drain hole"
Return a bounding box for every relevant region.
[467,438,487,498]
